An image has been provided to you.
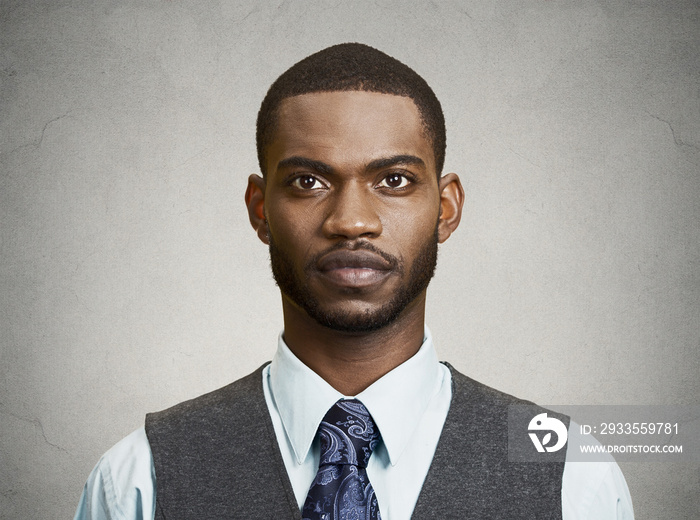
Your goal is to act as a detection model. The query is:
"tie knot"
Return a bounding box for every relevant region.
[317,399,380,468]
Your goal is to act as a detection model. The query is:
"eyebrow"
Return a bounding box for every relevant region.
[276,154,425,175]
[276,156,333,175]
[365,154,425,171]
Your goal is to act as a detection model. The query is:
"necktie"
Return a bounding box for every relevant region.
[302,399,382,520]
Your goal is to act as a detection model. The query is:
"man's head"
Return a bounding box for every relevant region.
[256,43,446,178]
[246,44,463,334]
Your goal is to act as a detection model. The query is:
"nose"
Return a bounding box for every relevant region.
[322,182,382,240]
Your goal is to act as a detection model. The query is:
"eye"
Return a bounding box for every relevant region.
[377,173,411,189]
[290,175,326,190]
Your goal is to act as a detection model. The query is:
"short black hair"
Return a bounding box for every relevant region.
[256,43,446,177]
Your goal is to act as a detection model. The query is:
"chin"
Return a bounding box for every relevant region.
[307,299,414,334]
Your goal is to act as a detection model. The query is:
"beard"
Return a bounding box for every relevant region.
[268,225,439,333]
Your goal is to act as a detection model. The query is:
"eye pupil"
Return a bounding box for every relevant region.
[386,174,403,187]
[300,176,315,189]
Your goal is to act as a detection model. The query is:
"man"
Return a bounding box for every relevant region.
[75,43,633,519]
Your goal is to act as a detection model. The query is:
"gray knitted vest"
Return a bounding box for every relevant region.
[146,364,567,519]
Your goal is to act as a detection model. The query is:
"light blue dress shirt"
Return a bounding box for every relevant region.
[75,329,634,519]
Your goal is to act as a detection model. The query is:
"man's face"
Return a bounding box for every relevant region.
[260,91,444,333]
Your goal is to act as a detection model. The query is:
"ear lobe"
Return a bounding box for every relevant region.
[437,173,464,243]
[245,174,269,244]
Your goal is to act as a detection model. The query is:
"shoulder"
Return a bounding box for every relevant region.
[100,427,154,479]
[444,362,532,404]
[74,427,155,520]
[142,364,298,518]
[439,363,569,457]
[444,362,569,445]
[145,363,269,436]
[563,422,635,519]
[445,365,633,518]
[144,364,277,482]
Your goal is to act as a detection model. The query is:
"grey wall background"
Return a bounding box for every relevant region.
[1,1,698,518]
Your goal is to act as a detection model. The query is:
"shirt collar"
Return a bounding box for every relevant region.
[269,327,443,466]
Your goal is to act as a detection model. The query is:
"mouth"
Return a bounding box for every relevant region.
[315,249,395,289]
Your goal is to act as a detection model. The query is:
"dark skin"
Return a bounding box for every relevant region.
[246,91,464,395]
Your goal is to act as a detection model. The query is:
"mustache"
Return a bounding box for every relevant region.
[306,240,402,273]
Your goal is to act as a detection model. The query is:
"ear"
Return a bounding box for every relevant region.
[437,173,464,243]
[245,174,269,244]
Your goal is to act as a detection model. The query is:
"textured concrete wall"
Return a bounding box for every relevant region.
[1,1,698,518]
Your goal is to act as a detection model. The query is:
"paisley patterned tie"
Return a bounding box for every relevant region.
[302,399,382,520]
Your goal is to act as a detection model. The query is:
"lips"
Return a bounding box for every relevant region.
[315,249,394,289]
[317,249,392,271]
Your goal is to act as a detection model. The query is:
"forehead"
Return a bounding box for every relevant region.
[267,91,435,174]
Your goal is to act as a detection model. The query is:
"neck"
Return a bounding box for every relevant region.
[281,296,426,396]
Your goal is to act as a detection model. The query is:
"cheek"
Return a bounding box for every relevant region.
[267,194,328,239]
[384,206,439,254]
[267,211,318,261]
